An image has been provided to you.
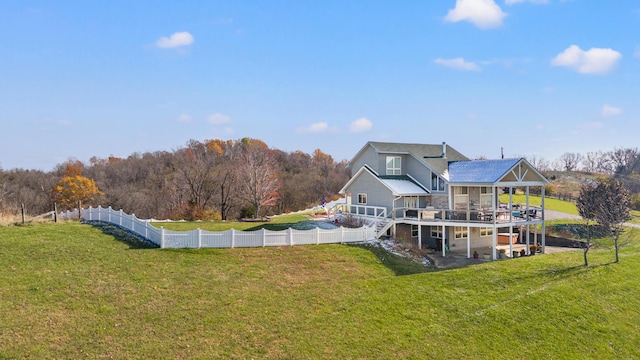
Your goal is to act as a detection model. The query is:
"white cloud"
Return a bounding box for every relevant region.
[349,118,373,133]
[155,31,194,49]
[505,0,549,5]
[298,122,329,133]
[434,57,481,71]
[601,104,622,117]
[177,113,192,123]
[551,45,622,74]
[444,0,507,29]
[207,113,232,125]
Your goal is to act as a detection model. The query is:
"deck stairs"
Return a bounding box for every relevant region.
[375,219,394,239]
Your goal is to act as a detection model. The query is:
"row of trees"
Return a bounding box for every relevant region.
[528,147,640,176]
[0,138,350,220]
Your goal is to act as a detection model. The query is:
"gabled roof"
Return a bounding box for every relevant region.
[448,158,548,184]
[349,141,469,176]
[339,165,429,196]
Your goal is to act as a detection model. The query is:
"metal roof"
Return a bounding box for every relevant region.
[366,141,469,176]
[379,178,429,195]
[448,158,522,183]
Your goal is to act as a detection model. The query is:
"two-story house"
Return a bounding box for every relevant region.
[338,141,549,260]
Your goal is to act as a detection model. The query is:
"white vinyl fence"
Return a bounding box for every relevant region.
[60,206,377,249]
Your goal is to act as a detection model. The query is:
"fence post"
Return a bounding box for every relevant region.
[231,228,235,248]
[131,213,135,232]
[160,226,165,248]
[108,206,112,223]
[78,201,82,221]
[288,227,294,246]
[21,203,25,224]
[145,220,148,239]
[54,203,58,223]
[262,229,266,247]
[197,228,202,248]
[316,226,320,245]
[341,226,344,244]
[119,209,123,226]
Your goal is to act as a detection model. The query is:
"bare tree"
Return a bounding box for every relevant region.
[557,152,583,172]
[576,183,600,266]
[235,138,281,218]
[609,148,640,175]
[526,155,550,173]
[592,178,632,263]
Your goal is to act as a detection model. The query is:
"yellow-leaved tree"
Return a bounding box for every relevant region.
[51,163,103,210]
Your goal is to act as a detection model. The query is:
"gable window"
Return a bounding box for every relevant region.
[431,173,445,191]
[454,226,468,239]
[386,156,401,175]
[357,193,367,205]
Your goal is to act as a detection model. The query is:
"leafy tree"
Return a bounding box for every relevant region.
[51,164,103,210]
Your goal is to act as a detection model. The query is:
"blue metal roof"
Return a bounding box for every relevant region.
[448,158,522,183]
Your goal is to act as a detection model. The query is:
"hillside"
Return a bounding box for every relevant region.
[1,222,639,359]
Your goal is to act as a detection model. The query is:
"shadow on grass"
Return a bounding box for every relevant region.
[86,221,159,249]
[348,243,433,276]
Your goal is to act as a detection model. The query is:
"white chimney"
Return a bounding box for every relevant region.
[442,142,447,159]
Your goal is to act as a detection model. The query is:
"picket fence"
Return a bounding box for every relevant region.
[60,206,377,249]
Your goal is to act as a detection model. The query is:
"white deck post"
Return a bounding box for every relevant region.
[509,225,513,258]
[541,185,546,253]
[442,224,446,257]
[466,225,470,259]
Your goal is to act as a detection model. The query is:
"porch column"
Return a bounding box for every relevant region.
[467,225,471,259]
[492,185,497,260]
[527,224,531,254]
[442,224,446,257]
[509,225,513,258]
[418,224,422,250]
[526,224,530,255]
[541,185,546,254]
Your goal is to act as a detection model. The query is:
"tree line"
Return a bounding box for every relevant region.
[0,138,349,220]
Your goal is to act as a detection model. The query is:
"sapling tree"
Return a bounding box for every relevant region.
[576,183,600,266]
[593,178,632,263]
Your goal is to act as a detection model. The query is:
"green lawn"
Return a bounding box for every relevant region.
[500,194,579,215]
[1,222,640,359]
[152,212,315,232]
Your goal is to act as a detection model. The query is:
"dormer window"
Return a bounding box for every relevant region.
[386,156,401,175]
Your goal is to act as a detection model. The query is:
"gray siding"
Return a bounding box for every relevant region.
[350,146,379,177]
[344,170,395,213]
[406,155,430,188]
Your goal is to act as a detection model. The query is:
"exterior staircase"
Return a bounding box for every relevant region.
[375,219,394,239]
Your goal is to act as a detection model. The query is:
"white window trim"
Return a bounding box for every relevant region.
[357,193,367,205]
[386,156,401,175]
[480,227,493,237]
[454,226,468,239]
[431,227,442,239]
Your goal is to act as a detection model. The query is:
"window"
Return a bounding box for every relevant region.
[480,187,492,209]
[454,187,469,210]
[411,225,419,238]
[431,173,445,191]
[386,156,401,175]
[454,226,468,239]
[357,193,367,205]
[480,227,493,237]
[430,227,442,239]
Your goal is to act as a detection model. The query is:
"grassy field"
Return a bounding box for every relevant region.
[499,194,579,215]
[1,222,640,359]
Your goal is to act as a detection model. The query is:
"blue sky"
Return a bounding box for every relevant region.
[1,0,639,171]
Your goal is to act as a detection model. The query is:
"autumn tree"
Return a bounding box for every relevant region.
[51,163,103,210]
